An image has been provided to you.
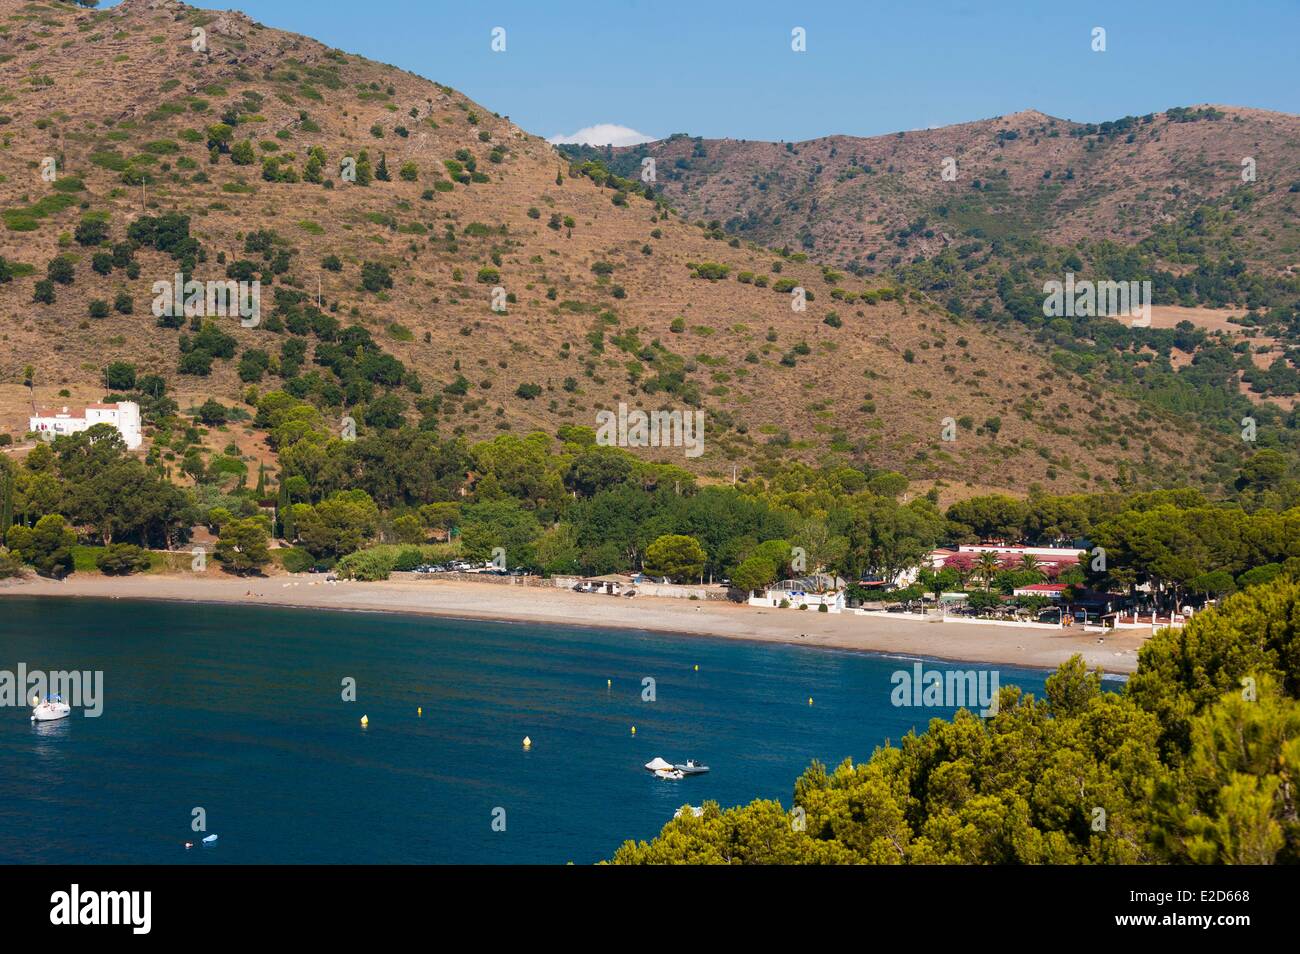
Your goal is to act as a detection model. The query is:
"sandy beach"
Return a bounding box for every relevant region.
[0,572,1145,674]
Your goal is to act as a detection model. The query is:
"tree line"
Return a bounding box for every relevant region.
[3,397,1298,603]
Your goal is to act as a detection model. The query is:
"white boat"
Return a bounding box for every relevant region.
[644,757,674,772]
[31,694,71,722]
[674,760,710,775]
[654,768,685,780]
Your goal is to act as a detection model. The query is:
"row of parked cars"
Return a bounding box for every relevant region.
[412,561,529,577]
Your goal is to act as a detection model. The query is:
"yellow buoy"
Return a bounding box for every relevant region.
[630,725,637,735]
[360,714,369,726]
[607,679,611,688]
[417,707,422,717]
[523,735,532,749]
[808,697,813,706]
[693,664,699,672]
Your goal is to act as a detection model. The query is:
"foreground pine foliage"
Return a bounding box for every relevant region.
[610,577,1300,864]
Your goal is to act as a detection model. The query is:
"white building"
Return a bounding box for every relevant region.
[893,544,1085,588]
[29,402,143,450]
[1011,583,1069,600]
[951,544,1084,561]
[748,580,846,613]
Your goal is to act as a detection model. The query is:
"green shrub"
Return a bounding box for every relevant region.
[690,262,730,281]
[279,547,315,573]
[361,261,393,292]
[72,545,105,574]
[95,543,151,575]
[336,547,397,581]
[0,547,24,579]
[393,547,423,572]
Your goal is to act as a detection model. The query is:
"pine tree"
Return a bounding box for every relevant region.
[355,150,373,186]
[231,139,255,165]
[376,152,391,182]
[304,147,324,184]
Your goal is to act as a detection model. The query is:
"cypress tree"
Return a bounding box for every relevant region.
[278,477,294,541]
[0,468,13,544]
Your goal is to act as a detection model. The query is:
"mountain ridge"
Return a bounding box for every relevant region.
[599,103,1300,271]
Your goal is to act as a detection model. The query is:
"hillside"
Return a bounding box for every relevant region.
[584,108,1300,449]
[0,0,1242,496]
[598,107,1300,272]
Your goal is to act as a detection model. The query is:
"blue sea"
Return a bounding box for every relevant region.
[0,597,1056,864]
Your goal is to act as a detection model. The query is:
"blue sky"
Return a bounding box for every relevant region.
[111,0,1299,143]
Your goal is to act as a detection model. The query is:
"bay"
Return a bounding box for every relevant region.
[0,597,1053,864]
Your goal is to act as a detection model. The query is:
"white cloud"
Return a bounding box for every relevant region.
[547,123,656,147]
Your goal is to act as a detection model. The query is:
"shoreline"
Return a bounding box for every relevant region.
[0,573,1145,674]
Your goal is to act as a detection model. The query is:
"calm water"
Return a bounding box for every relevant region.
[0,597,1054,864]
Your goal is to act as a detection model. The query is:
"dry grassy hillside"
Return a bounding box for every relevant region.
[0,0,1236,494]
[619,107,1300,270]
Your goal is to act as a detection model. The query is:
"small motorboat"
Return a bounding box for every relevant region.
[644,757,674,773]
[674,760,710,775]
[202,834,218,846]
[31,694,71,722]
[654,768,685,780]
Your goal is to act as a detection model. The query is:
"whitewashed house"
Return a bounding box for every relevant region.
[573,573,634,595]
[30,402,143,450]
[748,580,846,613]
